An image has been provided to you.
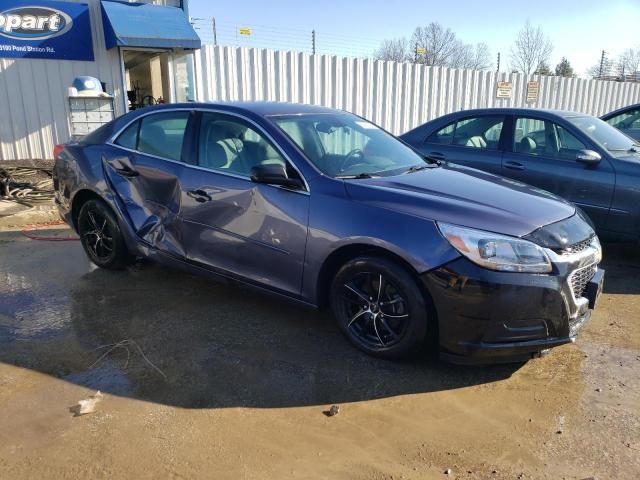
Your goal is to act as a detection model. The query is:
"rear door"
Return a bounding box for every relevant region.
[105,109,192,257]
[501,115,615,229]
[413,115,506,175]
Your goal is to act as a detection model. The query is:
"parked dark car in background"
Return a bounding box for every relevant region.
[601,103,640,140]
[53,102,603,363]
[401,108,640,243]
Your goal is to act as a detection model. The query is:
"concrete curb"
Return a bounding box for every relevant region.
[0,202,60,230]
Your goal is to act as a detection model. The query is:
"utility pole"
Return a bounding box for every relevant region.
[496,52,500,72]
[312,30,316,55]
[598,50,606,79]
[414,41,418,63]
[212,17,218,46]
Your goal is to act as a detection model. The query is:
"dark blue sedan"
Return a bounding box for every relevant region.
[401,108,640,243]
[53,102,603,362]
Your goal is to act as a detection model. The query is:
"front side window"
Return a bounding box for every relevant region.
[513,117,550,156]
[427,116,504,150]
[137,112,189,161]
[198,113,298,179]
[514,117,588,159]
[272,113,427,178]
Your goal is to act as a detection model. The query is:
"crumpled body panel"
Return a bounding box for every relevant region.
[103,154,185,258]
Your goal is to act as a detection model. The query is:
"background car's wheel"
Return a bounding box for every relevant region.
[78,199,132,270]
[330,256,430,358]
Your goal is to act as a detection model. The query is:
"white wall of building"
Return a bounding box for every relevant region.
[0,0,125,161]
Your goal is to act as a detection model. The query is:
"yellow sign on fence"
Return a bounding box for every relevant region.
[239,27,252,36]
[416,47,426,55]
[526,81,540,103]
[496,81,513,99]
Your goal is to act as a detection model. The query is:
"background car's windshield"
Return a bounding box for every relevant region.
[567,116,637,152]
[271,113,426,177]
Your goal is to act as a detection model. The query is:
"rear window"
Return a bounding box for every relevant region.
[114,120,139,150]
[113,111,190,162]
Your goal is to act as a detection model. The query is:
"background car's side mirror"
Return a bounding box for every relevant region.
[576,149,602,165]
[250,164,304,190]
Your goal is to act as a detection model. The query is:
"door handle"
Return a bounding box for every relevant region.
[114,166,139,177]
[504,160,525,171]
[187,189,212,203]
[108,157,139,177]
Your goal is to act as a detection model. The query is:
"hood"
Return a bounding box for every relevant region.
[344,164,576,238]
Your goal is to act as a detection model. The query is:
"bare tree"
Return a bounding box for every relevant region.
[374,38,410,62]
[615,48,640,77]
[411,22,459,66]
[447,42,491,70]
[509,21,553,74]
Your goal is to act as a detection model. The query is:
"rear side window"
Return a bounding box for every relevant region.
[114,120,139,150]
[426,122,455,145]
[427,116,505,150]
[138,112,189,161]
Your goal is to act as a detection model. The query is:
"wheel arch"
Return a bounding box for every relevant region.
[316,242,440,351]
[316,243,426,308]
[70,188,109,231]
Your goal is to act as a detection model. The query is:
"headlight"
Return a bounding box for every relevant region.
[437,222,552,273]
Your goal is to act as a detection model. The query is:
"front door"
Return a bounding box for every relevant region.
[179,111,310,296]
[501,116,615,230]
[104,109,191,256]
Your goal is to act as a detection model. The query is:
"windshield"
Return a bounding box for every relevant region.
[271,113,428,178]
[567,115,638,152]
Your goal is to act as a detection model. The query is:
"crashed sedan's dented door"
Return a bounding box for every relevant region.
[104,110,192,257]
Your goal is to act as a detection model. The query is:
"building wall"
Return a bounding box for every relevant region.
[196,45,640,135]
[0,0,125,161]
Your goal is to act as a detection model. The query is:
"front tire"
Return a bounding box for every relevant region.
[330,256,429,358]
[77,199,132,270]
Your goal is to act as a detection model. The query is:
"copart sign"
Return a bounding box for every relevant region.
[0,1,93,60]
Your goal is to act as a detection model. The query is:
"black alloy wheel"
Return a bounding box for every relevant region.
[78,199,132,270]
[330,256,430,358]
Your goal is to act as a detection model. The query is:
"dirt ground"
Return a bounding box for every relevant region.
[0,227,638,480]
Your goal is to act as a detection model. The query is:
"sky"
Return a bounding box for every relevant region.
[188,0,640,77]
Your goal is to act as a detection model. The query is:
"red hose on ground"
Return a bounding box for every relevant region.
[20,220,80,241]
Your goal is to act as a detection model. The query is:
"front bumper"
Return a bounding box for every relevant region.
[422,253,602,364]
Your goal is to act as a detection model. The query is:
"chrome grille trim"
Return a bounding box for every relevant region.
[569,263,597,300]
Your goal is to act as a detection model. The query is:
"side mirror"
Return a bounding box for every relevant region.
[576,149,601,165]
[250,164,304,190]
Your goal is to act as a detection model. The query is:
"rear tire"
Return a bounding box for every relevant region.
[78,199,132,270]
[330,256,429,359]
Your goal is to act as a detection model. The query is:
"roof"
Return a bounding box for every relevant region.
[101,1,201,50]
[433,107,591,119]
[125,101,348,118]
[601,103,640,119]
[206,101,347,117]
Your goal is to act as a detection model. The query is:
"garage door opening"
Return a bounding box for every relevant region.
[123,50,171,110]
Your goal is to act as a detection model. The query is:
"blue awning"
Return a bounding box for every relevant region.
[101,1,201,50]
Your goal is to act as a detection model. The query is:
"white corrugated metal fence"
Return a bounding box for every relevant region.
[196,45,640,135]
[4,41,640,161]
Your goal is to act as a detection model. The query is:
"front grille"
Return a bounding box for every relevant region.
[557,236,594,256]
[569,264,597,299]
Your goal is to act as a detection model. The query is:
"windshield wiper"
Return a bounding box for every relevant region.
[403,164,433,174]
[336,172,376,179]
